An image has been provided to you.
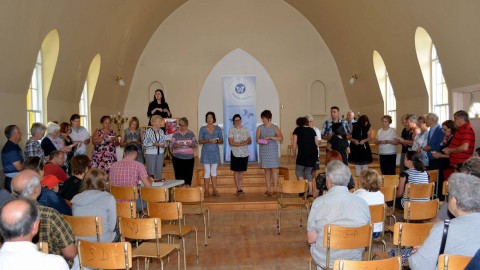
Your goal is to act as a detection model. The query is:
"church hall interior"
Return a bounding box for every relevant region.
[1,0,480,269]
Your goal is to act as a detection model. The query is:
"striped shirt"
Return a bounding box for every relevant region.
[143,127,166,155]
[449,122,475,167]
[401,168,429,207]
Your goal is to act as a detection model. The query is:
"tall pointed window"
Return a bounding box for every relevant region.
[26,52,43,136]
[79,81,89,130]
[431,45,449,121]
[373,50,397,128]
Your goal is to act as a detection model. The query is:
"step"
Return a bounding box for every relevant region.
[204,193,278,211]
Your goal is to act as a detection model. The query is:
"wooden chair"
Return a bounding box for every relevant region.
[369,203,387,251]
[333,256,401,270]
[323,224,373,269]
[36,242,49,254]
[382,175,399,188]
[380,185,397,226]
[140,187,169,203]
[404,182,435,201]
[116,201,137,219]
[442,181,449,202]
[404,199,439,222]
[119,217,180,270]
[110,185,139,201]
[427,169,439,198]
[63,215,102,242]
[77,240,132,270]
[148,202,199,267]
[276,180,308,234]
[438,254,472,270]
[393,222,435,257]
[287,132,294,159]
[173,187,210,246]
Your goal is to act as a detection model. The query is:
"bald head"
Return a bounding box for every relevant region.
[0,198,39,241]
[12,170,42,199]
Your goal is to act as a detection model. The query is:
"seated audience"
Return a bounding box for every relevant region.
[409,173,480,270]
[60,155,91,201]
[44,150,68,182]
[307,160,371,269]
[11,170,76,260]
[24,122,46,160]
[0,198,69,270]
[315,150,355,197]
[0,189,10,206]
[395,151,429,210]
[72,168,117,242]
[39,175,72,216]
[1,125,24,192]
[354,169,384,238]
[109,144,152,210]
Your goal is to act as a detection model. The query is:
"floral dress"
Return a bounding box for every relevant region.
[91,129,117,174]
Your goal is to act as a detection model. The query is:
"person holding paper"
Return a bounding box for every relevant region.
[171,117,198,187]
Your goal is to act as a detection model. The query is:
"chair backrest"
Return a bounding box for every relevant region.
[369,203,386,225]
[139,187,169,203]
[63,215,102,242]
[36,242,49,254]
[382,175,400,187]
[333,256,401,270]
[147,202,182,222]
[380,186,396,204]
[116,201,136,219]
[110,185,138,201]
[404,199,439,222]
[323,224,373,268]
[405,182,435,200]
[442,181,449,201]
[78,240,132,270]
[427,170,439,184]
[281,180,308,195]
[119,217,161,241]
[393,222,435,255]
[173,187,203,203]
[438,254,472,270]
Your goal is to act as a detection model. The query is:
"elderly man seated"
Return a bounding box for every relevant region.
[11,170,76,260]
[409,172,480,270]
[0,198,69,269]
[307,160,371,269]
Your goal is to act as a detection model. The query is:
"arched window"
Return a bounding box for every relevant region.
[373,50,397,128]
[80,53,101,132]
[26,52,43,136]
[415,27,449,122]
[431,45,449,121]
[79,81,89,130]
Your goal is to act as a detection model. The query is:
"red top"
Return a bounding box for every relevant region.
[449,122,476,167]
[109,156,148,187]
[44,163,68,183]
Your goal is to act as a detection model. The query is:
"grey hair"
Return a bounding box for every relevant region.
[0,198,39,241]
[17,174,41,199]
[406,114,417,123]
[458,157,480,178]
[305,114,314,121]
[426,113,439,123]
[325,160,352,187]
[46,122,60,135]
[30,122,46,137]
[449,173,480,213]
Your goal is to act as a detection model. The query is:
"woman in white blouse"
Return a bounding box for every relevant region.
[375,115,398,175]
[143,115,166,179]
[228,114,252,196]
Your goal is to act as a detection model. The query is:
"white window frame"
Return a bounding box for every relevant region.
[385,72,397,128]
[79,81,89,131]
[26,52,44,137]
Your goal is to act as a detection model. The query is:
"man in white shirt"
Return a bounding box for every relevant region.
[69,114,90,155]
[0,198,69,270]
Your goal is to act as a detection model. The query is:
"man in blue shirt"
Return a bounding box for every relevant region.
[1,125,24,192]
[321,106,350,140]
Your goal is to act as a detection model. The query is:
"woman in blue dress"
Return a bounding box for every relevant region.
[256,110,283,196]
[198,112,224,197]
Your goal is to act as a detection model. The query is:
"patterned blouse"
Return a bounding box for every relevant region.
[229,126,250,158]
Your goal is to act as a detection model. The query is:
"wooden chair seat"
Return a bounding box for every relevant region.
[132,242,180,259]
[334,256,401,270]
[140,187,169,203]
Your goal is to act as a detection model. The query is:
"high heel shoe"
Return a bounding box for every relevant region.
[213,189,219,196]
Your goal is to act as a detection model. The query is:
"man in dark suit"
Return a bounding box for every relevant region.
[424,113,444,199]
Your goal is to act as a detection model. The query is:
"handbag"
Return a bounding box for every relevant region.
[258,139,270,145]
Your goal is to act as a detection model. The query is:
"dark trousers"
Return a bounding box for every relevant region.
[379,154,397,175]
[172,156,195,186]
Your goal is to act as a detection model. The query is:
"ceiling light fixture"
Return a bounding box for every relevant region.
[349,74,358,85]
[115,76,126,87]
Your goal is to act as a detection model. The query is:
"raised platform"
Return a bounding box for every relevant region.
[160,155,383,211]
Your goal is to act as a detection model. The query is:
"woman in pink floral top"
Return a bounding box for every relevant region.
[91,116,118,174]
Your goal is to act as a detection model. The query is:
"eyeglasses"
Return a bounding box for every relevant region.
[234,119,241,122]
[442,127,449,131]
